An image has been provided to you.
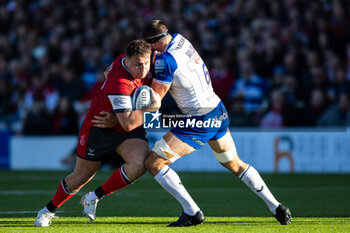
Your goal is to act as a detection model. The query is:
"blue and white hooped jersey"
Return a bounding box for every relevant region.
[153,34,221,116]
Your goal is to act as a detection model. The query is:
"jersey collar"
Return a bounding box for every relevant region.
[164,33,178,52]
[121,57,137,80]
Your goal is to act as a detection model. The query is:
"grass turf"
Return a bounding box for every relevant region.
[0,170,349,232]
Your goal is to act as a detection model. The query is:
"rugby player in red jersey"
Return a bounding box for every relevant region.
[34,40,161,227]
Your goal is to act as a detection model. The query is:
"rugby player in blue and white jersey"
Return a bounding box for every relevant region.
[142,20,292,227]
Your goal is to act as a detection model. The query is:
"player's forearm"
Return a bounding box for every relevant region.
[117,110,144,132]
[151,82,170,100]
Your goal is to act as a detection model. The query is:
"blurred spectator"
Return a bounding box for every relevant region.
[259,89,285,128]
[271,66,286,90]
[327,67,350,101]
[228,96,255,127]
[229,60,268,113]
[22,97,52,135]
[56,67,85,101]
[24,74,59,114]
[0,78,15,130]
[318,92,350,127]
[52,97,79,135]
[210,57,235,105]
[280,74,303,126]
[302,88,328,126]
[81,70,105,102]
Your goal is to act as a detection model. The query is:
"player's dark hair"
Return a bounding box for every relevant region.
[142,19,168,38]
[125,39,151,58]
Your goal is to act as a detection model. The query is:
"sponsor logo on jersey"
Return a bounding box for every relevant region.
[131,79,138,85]
[194,54,201,64]
[214,112,229,121]
[113,97,119,107]
[109,95,132,110]
[155,59,165,70]
[192,138,205,146]
[80,134,85,146]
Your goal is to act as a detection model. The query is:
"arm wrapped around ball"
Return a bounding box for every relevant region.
[116,87,161,131]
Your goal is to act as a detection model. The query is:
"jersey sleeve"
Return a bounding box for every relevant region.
[105,78,133,113]
[107,94,132,113]
[153,52,178,85]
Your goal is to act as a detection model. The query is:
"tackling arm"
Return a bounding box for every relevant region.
[151,81,170,99]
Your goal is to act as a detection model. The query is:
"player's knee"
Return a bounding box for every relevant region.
[151,138,181,163]
[127,153,146,168]
[145,151,171,176]
[213,146,238,164]
[144,151,158,170]
[131,162,147,177]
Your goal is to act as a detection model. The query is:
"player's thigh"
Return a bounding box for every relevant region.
[116,138,149,164]
[163,131,196,156]
[207,129,235,153]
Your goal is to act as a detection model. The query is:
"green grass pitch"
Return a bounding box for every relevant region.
[0,170,349,232]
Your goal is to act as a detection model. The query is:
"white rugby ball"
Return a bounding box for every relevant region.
[132,85,152,110]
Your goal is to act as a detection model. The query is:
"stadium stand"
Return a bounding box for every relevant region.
[0,0,349,134]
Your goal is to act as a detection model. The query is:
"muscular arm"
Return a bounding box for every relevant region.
[151,81,170,99]
[116,110,144,132]
[116,89,161,131]
[114,82,169,130]
[93,89,161,129]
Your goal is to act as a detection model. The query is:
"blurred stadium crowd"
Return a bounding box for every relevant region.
[0,0,349,135]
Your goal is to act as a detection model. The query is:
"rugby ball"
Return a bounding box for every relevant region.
[132,85,152,110]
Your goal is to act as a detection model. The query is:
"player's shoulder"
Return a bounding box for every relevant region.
[109,53,132,82]
[108,68,131,85]
[161,33,192,63]
[103,77,133,96]
[153,34,191,74]
[105,72,133,95]
[168,34,191,53]
[156,50,175,61]
[154,52,177,71]
[112,52,126,66]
